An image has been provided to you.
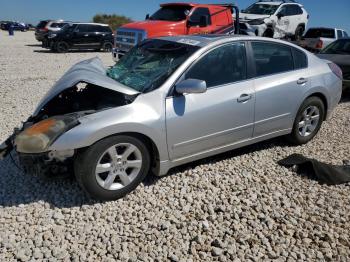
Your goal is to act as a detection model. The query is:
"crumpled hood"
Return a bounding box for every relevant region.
[239,13,270,22]
[33,57,139,116]
[121,20,185,37]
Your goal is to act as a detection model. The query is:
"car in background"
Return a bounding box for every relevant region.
[239,0,308,40]
[43,23,113,53]
[299,27,348,52]
[0,35,342,200]
[1,21,29,31]
[113,2,239,61]
[35,20,52,41]
[35,20,69,42]
[317,38,350,91]
[0,21,11,30]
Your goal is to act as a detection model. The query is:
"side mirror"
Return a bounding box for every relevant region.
[175,79,207,94]
[199,15,210,27]
[277,13,284,19]
[145,14,150,20]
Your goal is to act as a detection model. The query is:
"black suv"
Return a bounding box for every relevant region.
[43,23,114,53]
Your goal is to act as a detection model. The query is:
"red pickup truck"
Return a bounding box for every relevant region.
[113,2,239,60]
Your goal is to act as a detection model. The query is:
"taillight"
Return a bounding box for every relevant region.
[328,63,343,79]
[315,40,323,49]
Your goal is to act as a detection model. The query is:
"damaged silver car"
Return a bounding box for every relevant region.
[0,35,342,200]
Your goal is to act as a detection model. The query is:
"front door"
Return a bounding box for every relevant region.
[187,7,212,35]
[275,5,290,38]
[166,42,255,160]
[72,24,99,48]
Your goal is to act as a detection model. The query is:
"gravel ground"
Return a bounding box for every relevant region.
[0,31,350,261]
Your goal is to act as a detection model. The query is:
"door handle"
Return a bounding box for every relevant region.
[297,78,308,85]
[237,94,252,103]
[84,34,89,37]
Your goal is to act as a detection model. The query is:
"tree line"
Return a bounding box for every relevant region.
[93,14,133,30]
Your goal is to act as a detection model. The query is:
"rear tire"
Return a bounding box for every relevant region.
[288,97,325,145]
[263,28,274,38]
[75,135,151,201]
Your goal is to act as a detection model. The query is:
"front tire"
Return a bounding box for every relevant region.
[293,25,304,41]
[101,42,113,52]
[56,41,69,53]
[75,135,151,201]
[288,97,325,145]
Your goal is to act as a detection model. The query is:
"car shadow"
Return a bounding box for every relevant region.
[25,44,42,47]
[0,137,289,208]
[0,153,99,208]
[340,91,350,103]
[143,137,290,186]
[33,49,106,54]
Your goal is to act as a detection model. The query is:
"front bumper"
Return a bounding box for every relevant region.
[18,152,74,178]
[239,22,266,36]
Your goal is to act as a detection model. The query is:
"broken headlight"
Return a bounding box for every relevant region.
[15,116,79,153]
[248,19,265,25]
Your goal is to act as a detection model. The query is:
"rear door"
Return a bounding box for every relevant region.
[166,42,255,160]
[250,41,309,137]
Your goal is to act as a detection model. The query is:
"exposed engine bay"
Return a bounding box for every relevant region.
[33,82,138,122]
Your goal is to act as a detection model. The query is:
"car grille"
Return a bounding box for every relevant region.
[115,29,146,52]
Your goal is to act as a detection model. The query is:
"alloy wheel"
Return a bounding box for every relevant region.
[298,106,320,137]
[95,143,142,190]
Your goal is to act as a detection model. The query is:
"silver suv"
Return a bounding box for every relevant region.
[1,35,342,200]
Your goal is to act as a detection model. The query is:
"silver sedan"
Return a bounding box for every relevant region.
[1,35,342,200]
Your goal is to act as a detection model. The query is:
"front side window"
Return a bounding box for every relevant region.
[251,42,294,77]
[190,8,212,25]
[343,31,349,37]
[107,40,199,93]
[243,4,279,15]
[186,43,246,88]
[150,5,192,22]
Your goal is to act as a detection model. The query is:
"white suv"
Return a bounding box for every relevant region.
[239,0,309,40]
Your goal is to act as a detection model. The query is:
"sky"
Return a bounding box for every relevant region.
[1,0,350,32]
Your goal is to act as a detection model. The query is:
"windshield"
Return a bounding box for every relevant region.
[107,39,199,93]
[321,39,350,55]
[243,4,279,15]
[305,28,335,38]
[150,5,192,21]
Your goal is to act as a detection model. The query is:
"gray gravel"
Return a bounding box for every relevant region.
[1,31,350,261]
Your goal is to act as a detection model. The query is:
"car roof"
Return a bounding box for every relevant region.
[157,34,300,48]
[73,23,109,27]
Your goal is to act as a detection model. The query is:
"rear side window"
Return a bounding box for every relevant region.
[100,26,112,33]
[76,24,96,32]
[292,48,308,69]
[186,43,246,88]
[190,8,212,25]
[251,42,294,77]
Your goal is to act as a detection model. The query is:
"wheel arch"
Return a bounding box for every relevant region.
[305,92,328,120]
